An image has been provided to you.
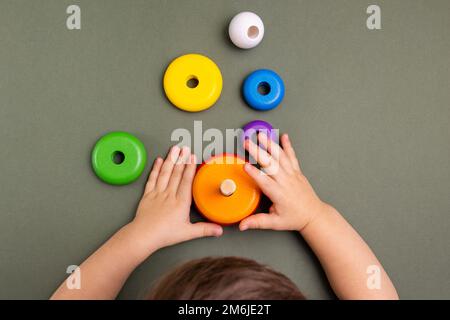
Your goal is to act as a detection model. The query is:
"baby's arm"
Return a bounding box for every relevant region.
[300,205,398,299]
[241,133,398,300]
[51,146,222,300]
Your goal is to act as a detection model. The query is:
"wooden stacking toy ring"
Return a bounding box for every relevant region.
[192,153,261,225]
[242,120,277,144]
[91,132,147,185]
[228,11,265,49]
[242,69,285,111]
[163,53,223,112]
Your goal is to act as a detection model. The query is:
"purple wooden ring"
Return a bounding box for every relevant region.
[242,120,277,144]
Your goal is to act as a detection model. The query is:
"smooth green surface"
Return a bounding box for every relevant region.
[0,0,449,299]
[92,131,147,185]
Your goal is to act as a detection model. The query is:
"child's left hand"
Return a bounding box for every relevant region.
[127,146,223,260]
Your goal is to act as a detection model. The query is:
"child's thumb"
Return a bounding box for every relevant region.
[190,222,223,239]
[239,213,276,231]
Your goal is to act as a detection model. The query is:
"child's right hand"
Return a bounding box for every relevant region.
[240,133,329,232]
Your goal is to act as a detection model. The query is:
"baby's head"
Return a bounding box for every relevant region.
[148,256,305,300]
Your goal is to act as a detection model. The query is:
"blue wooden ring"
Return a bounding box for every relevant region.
[242,69,285,111]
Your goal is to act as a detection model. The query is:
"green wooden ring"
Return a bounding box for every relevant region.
[91,132,147,185]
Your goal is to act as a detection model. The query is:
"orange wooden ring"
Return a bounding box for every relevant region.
[192,153,261,225]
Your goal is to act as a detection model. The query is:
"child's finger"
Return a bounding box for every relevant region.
[244,163,280,201]
[144,157,163,194]
[189,222,223,239]
[155,146,180,191]
[177,154,197,200]
[257,131,282,159]
[239,213,279,231]
[244,139,273,168]
[167,146,190,194]
[257,132,292,172]
[281,134,302,172]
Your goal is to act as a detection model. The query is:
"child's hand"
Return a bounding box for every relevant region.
[240,134,399,300]
[240,133,328,232]
[128,146,223,258]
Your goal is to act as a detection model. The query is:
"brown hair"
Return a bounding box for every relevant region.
[148,256,305,300]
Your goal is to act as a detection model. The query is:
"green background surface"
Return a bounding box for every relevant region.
[0,0,449,299]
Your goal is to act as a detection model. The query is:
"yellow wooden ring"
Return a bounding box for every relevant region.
[163,54,223,112]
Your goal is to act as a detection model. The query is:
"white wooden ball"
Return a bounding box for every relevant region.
[228,11,264,49]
